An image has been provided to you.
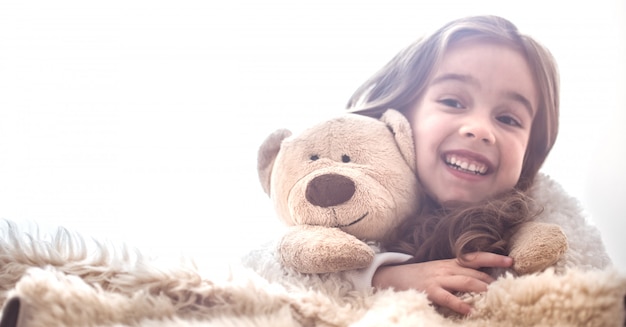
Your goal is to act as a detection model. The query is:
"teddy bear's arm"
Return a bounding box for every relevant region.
[508,221,568,275]
[278,225,375,274]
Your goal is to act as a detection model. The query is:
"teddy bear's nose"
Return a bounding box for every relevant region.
[305,174,356,207]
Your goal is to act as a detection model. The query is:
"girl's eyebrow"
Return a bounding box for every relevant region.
[430,73,534,117]
[430,73,478,87]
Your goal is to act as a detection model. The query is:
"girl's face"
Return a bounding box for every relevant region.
[408,41,537,204]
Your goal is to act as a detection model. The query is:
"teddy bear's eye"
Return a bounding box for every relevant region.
[341,154,351,163]
[310,155,320,161]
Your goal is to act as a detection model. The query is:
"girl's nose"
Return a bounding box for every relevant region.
[459,120,496,145]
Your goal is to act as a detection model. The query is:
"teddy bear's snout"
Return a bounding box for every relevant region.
[305,173,356,208]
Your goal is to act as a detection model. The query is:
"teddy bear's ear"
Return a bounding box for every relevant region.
[380,109,416,173]
[257,129,292,195]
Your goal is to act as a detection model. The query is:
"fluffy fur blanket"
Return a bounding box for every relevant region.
[0,175,625,326]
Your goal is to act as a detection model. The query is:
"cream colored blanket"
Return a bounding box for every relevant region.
[0,175,624,326]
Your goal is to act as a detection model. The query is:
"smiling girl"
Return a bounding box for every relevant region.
[346,15,609,315]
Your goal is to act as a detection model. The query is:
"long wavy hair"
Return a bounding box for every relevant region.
[383,189,540,262]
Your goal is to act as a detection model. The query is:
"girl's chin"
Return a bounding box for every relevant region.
[438,199,473,208]
[432,191,490,206]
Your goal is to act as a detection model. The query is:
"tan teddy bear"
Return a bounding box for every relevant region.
[257,109,568,275]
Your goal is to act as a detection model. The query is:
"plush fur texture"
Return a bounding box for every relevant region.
[508,221,568,274]
[1,179,624,326]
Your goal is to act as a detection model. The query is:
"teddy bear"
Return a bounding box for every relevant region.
[257,109,568,275]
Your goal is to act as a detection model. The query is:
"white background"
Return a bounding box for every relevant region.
[1,1,624,272]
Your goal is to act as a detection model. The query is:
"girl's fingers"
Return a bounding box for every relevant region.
[430,273,493,315]
[440,274,490,293]
[457,252,513,269]
[401,255,511,316]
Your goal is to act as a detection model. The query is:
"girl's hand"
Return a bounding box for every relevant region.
[372,252,513,315]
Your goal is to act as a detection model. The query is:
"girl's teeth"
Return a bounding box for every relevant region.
[445,154,488,175]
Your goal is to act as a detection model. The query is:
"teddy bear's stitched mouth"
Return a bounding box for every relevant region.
[335,212,368,228]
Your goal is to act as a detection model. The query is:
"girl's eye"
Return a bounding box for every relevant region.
[497,115,522,127]
[310,154,320,161]
[438,98,464,109]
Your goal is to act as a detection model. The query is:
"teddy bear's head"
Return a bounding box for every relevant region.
[258,109,421,242]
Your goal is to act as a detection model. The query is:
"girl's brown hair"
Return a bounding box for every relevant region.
[383,189,539,263]
[347,16,559,259]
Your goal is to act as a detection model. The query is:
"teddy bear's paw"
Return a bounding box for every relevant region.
[278,225,375,274]
[509,222,568,275]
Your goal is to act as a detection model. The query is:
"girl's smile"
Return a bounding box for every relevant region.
[443,151,492,176]
[408,40,537,204]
